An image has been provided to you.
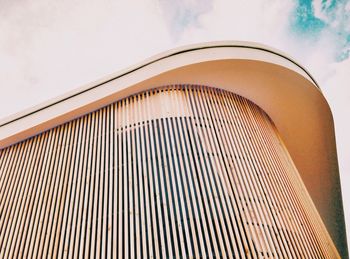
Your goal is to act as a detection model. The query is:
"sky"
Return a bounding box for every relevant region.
[0,0,349,247]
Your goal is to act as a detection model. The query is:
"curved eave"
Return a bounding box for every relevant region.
[0,41,345,255]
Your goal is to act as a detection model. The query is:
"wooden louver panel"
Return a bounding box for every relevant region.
[0,85,339,258]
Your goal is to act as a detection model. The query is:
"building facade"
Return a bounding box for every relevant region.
[0,42,347,258]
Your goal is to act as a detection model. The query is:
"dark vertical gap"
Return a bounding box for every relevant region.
[136,119,142,259]
[126,108,130,259]
[88,113,96,256]
[111,103,116,259]
[131,118,136,258]
[101,108,106,258]
[107,104,112,258]
[105,106,110,259]
[96,109,103,259]
[121,107,125,259]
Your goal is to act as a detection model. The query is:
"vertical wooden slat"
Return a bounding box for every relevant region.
[188,86,248,258]
[46,123,71,258]
[175,88,207,258]
[221,91,292,258]
[86,111,98,258]
[93,108,102,258]
[237,95,310,256]
[53,121,76,258]
[22,131,50,258]
[0,141,29,254]
[0,139,33,255]
[30,128,58,258]
[142,92,158,259]
[5,133,43,259]
[0,84,340,259]
[36,127,63,258]
[117,99,124,259]
[182,86,227,258]
[75,113,92,258]
[57,120,79,258]
[241,97,321,256]
[41,124,66,258]
[13,132,48,258]
[147,91,166,258]
[106,104,113,259]
[169,89,195,258]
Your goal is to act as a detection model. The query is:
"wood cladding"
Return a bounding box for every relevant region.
[0,85,339,258]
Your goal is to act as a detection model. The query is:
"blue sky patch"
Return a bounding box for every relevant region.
[290,0,350,61]
[292,0,326,36]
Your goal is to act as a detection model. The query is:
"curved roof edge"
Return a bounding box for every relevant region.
[0,41,347,257]
[0,41,318,127]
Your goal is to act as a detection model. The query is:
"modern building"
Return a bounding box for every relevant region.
[0,42,347,258]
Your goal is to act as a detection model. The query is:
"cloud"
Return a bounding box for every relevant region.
[0,0,172,118]
[157,0,212,40]
[174,0,295,50]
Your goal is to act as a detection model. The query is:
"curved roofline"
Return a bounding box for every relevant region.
[0,41,319,127]
[0,41,346,256]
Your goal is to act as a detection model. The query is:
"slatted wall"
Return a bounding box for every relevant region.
[0,85,339,258]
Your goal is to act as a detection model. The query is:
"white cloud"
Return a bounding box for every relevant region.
[0,0,172,118]
[157,0,212,40]
[172,0,295,51]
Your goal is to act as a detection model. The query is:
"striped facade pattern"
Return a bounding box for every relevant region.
[0,85,339,258]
